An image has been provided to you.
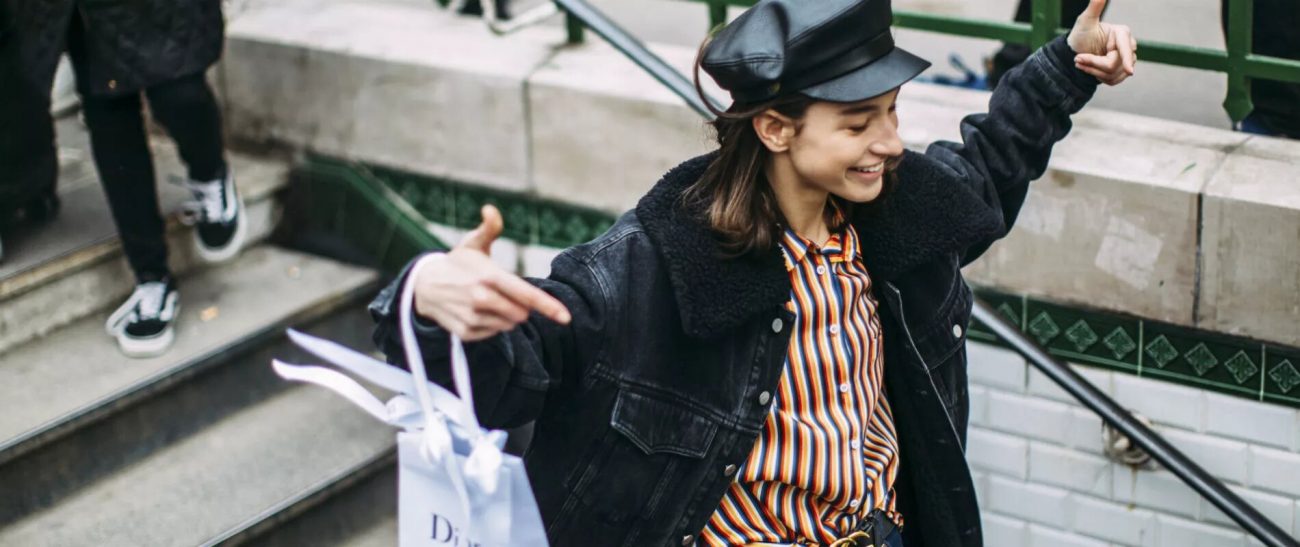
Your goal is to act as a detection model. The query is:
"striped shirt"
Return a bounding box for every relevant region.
[700,220,902,546]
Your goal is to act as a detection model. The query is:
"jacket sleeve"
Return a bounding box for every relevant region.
[368,251,607,429]
[922,36,1099,265]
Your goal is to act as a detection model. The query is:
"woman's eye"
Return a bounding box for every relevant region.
[848,124,868,132]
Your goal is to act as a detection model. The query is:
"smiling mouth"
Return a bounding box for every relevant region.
[850,162,885,174]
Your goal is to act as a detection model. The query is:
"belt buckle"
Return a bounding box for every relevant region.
[828,530,872,547]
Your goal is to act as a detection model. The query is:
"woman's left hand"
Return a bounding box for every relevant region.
[1067,0,1137,86]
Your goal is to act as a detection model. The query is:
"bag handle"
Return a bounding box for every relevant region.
[399,253,485,442]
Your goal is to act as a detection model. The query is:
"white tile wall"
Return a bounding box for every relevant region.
[1119,468,1201,519]
[1248,445,1300,498]
[1160,428,1250,485]
[1204,392,1297,450]
[988,391,1075,446]
[969,427,1030,479]
[1071,495,1158,546]
[984,512,1030,547]
[1027,364,1115,404]
[1200,485,1294,533]
[967,340,1300,547]
[987,476,1074,528]
[1154,514,1247,546]
[1111,373,1205,431]
[968,342,1028,392]
[1029,442,1112,497]
[1028,524,1109,547]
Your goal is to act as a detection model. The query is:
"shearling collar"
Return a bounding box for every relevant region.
[634,151,1004,339]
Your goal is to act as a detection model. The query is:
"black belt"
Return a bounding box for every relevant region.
[830,510,900,547]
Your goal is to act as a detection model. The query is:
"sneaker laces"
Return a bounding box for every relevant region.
[133,281,169,321]
[106,281,170,334]
[172,175,229,225]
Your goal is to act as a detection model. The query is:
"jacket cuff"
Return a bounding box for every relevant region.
[1036,35,1100,109]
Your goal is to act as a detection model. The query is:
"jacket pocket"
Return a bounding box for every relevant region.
[610,389,718,458]
[566,388,717,527]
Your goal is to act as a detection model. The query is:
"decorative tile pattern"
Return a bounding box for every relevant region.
[1223,351,1260,384]
[302,157,1300,411]
[1064,320,1099,352]
[1145,336,1179,369]
[1270,360,1299,393]
[1264,345,1300,405]
[1102,327,1138,361]
[1028,311,1062,345]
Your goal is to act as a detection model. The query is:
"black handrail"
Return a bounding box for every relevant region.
[973,301,1297,547]
[552,0,720,117]
[538,1,1298,544]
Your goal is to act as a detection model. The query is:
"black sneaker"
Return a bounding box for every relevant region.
[104,277,180,358]
[178,167,247,263]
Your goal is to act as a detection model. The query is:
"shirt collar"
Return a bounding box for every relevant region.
[779,217,863,271]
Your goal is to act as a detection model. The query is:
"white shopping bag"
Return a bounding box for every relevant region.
[272,254,549,547]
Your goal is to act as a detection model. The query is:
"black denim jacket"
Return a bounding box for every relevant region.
[371,37,1097,547]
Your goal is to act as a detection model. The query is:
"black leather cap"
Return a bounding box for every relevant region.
[701,0,930,104]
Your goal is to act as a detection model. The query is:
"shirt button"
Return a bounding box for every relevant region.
[953,324,964,338]
[681,534,694,546]
[723,464,738,476]
[757,391,772,406]
[816,265,827,275]
[829,324,840,335]
[849,499,861,507]
[851,439,861,449]
[771,318,784,333]
[839,383,850,393]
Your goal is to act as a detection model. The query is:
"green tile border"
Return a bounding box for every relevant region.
[301,156,1300,410]
[968,288,1299,407]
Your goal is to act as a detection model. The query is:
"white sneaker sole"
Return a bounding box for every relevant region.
[194,194,249,264]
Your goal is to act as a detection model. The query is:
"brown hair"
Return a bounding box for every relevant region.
[682,36,900,259]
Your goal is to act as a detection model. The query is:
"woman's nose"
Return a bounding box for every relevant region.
[870,124,904,158]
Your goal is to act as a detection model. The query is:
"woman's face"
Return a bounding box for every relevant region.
[779,88,905,203]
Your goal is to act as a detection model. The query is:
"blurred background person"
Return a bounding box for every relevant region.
[0,0,246,357]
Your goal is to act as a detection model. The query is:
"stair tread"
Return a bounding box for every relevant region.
[0,245,378,452]
[343,514,398,547]
[0,116,288,299]
[0,384,394,546]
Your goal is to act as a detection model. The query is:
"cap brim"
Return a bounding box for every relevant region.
[800,46,931,103]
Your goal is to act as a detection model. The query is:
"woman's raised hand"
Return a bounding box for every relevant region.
[412,205,572,341]
[1067,0,1138,86]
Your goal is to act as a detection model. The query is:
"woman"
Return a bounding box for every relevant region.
[371,0,1136,544]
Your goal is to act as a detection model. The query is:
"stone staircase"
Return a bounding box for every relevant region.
[0,117,399,545]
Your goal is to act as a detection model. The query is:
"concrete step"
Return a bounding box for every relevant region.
[0,245,380,526]
[241,460,398,547]
[0,116,291,355]
[0,384,395,546]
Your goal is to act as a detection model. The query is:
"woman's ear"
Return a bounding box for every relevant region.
[753,110,794,153]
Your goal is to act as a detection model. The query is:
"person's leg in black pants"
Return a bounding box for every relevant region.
[989,0,1100,89]
[79,91,173,281]
[144,73,228,184]
[0,2,70,236]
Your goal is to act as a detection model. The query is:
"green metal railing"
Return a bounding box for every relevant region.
[557,0,1300,123]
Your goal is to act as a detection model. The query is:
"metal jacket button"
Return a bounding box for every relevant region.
[952,324,964,338]
[681,534,694,545]
[724,464,738,476]
[771,318,783,333]
[757,391,772,405]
